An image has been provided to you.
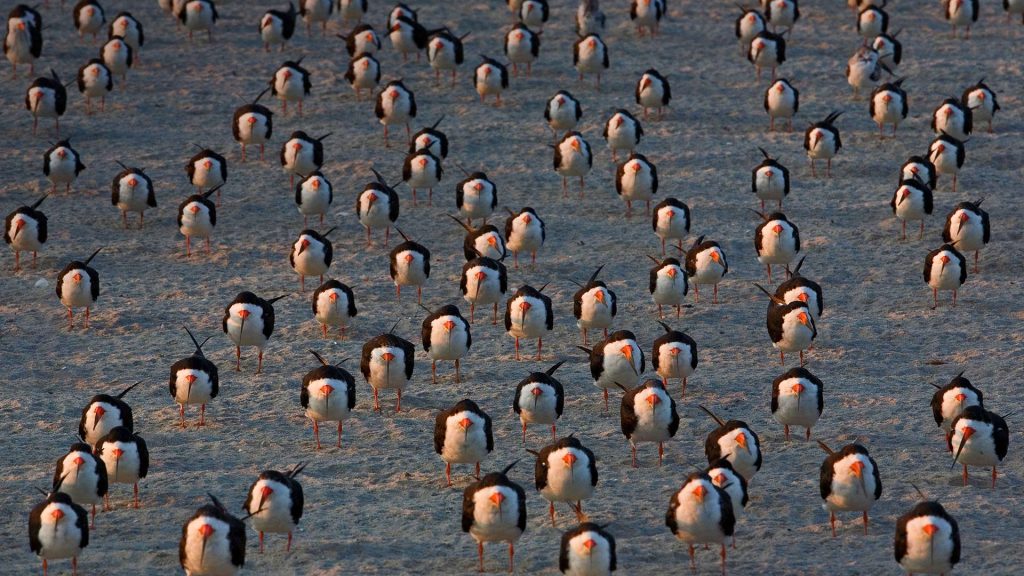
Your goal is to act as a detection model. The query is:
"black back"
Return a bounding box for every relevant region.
[818,443,882,501]
[434,398,493,455]
[894,501,960,566]
[360,332,416,381]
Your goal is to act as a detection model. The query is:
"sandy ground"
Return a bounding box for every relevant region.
[1,0,1023,574]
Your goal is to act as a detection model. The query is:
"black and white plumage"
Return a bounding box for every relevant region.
[461,462,526,573]
[665,472,735,574]
[748,31,785,81]
[900,155,937,190]
[615,153,658,216]
[930,371,984,447]
[519,0,549,30]
[871,30,902,69]
[232,88,274,162]
[890,176,933,240]
[651,321,697,398]
[356,168,398,246]
[78,380,139,447]
[804,110,842,177]
[504,207,545,268]
[685,236,728,304]
[621,380,679,467]
[962,78,999,133]
[648,256,687,319]
[705,459,748,535]
[700,406,762,481]
[771,367,823,440]
[422,304,472,383]
[436,399,494,486]
[504,23,539,77]
[409,116,448,159]
[337,0,367,26]
[180,0,219,42]
[280,130,329,188]
[894,500,960,575]
[43,139,86,194]
[942,199,989,273]
[455,169,497,226]
[57,248,103,330]
[179,495,246,576]
[950,405,1009,487]
[29,484,89,576]
[923,244,967,308]
[289,227,335,292]
[576,0,606,37]
[513,361,565,443]
[344,51,380,100]
[474,55,509,105]
[222,291,288,373]
[25,69,67,136]
[301,350,356,449]
[603,108,642,163]
[753,211,800,283]
[427,29,467,87]
[545,90,582,138]
[857,5,887,38]
[870,78,908,138]
[452,219,506,263]
[169,327,219,427]
[312,279,356,338]
[300,0,333,35]
[243,463,305,553]
[101,35,133,85]
[928,133,967,192]
[338,23,380,56]
[505,284,553,361]
[271,59,311,115]
[944,0,979,38]
[1005,0,1024,24]
[756,283,816,366]
[532,436,598,525]
[573,34,608,89]
[53,443,107,528]
[4,193,47,271]
[773,256,823,318]
[108,12,144,58]
[751,147,790,210]
[651,198,689,255]
[4,4,43,77]
[177,186,219,257]
[388,15,428,62]
[402,149,443,206]
[735,7,766,57]
[360,327,415,412]
[765,0,799,30]
[260,2,297,52]
[846,46,884,98]
[559,522,616,575]
[186,146,227,200]
[295,171,333,228]
[95,426,149,509]
[110,162,155,228]
[931,98,972,141]
[584,330,645,410]
[389,228,431,303]
[818,442,882,537]
[635,69,670,120]
[764,78,798,132]
[572,265,617,346]
[77,58,112,114]
[553,131,593,198]
[461,256,508,325]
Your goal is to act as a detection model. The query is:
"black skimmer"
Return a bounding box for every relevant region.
[615,153,658,216]
[271,59,311,116]
[962,79,999,133]
[748,31,785,81]
[300,0,333,35]
[435,398,494,486]
[519,0,549,30]
[289,227,336,292]
[100,36,133,86]
[530,436,597,526]
[186,145,227,201]
[513,361,565,443]
[735,7,766,57]
[337,0,367,27]
[846,46,884,99]
[546,91,583,139]
[504,207,545,269]
[243,463,306,553]
[648,255,688,318]
[455,167,497,227]
[765,0,799,31]
[635,69,670,119]
[169,327,219,427]
[559,522,616,575]
[651,321,697,398]
[409,116,448,159]
[945,0,978,38]
[870,78,908,138]
[280,131,329,188]
[890,175,933,240]
[427,29,468,87]
[900,155,937,190]
[474,55,509,106]
[651,198,689,255]
[302,350,356,449]
[755,283,816,365]
[950,405,1009,487]
[360,323,415,412]
[771,367,823,440]
[461,255,508,324]
[43,139,86,194]
[95,426,149,509]
[930,371,984,448]
[402,149,443,206]
[505,284,553,360]
[803,111,842,177]
[751,148,790,210]
[621,379,678,467]
[576,0,606,36]
[603,109,642,163]
[450,217,507,261]
[764,78,798,132]
[110,162,156,228]
[233,88,274,163]
[388,14,429,62]
[222,292,288,373]
[78,381,139,447]
[504,23,539,77]
[857,5,887,39]
[666,472,735,574]
[894,496,960,575]
[572,265,617,346]
[295,171,332,227]
[4,193,47,271]
[389,228,431,303]
[57,248,102,330]
[29,477,89,576]
[872,29,902,70]
[312,279,357,338]
[180,0,218,42]
[630,0,663,36]
[260,3,298,52]
[582,330,644,410]
[773,256,823,318]
[5,4,41,78]
[700,405,763,481]
[942,199,989,273]
[25,70,68,136]
[753,211,800,283]
[179,494,247,576]
[77,58,112,114]
[53,442,107,528]
[177,185,220,257]
[108,12,143,61]
[573,33,608,89]
[461,461,526,572]
[685,236,728,304]
[553,131,593,199]
[923,244,967,308]
[818,441,882,536]
[357,168,399,246]
[928,133,967,192]
[931,98,972,141]
[344,51,379,100]
[338,24,380,57]
[422,304,472,383]
[706,459,748,547]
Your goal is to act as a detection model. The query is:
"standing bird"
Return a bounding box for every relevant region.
[344,52,379,100]
[573,34,609,89]
[615,153,658,217]
[427,29,468,87]
[621,380,679,467]
[513,361,565,443]
[504,207,545,268]
[243,463,305,553]
[5,4,43,77]
[260,2,297,52]
[474,55,509,106]
[111,162,155,228]
[545,91,583,139]
[755,283,816,365]
[942,199,989,273]
[53,442,107,529]
[930,371,984,448]
[504,23,539,77]
[337,0,367,27]
[26,69,68,136]
[422,304,472,383]
[101,35,133,86]
[461,461,526,573]
[301,350,356,449]
[357,168,399,246]
[77,381,139,447]
[894,496,960,575]
[735,7,766,57]
[389,228,431,303]
[890,175,933,240]
[962,79,999,133]
[519,0,549,30]
[169,327,219,427]
[453,220,508,263]
[180,0,219,42]
[872,29,902,69]
[576,0,606,37]
[179,495,246,576]
[5,193,48,271]
[271,59,312,116]
[312,279,356,338]
[685,236,728,303]
[700,405,763,481]
[289,227,336,292]
[583,330,645,410]
[436,399,494,486]
[630,0,663,36]
[818,441,882,536]
[461,255,508,324]
[455,168,497,226]
[531,436,598,525]
[651,321,698,398]
[706,459,748,546]
[804,111,843,177]
[57,248,102,330]
[751,147,790,210]
[765,0,799,31]
[505,284,553,360]
[295,171,332,227]
[553,131,593,198]
[753,211,800,283]
[771,367,823,440]
[338,24,380,56]
[901,155,938,190]
[389,15,428,62]
[409,116,448,159]
[232,88,274,163]
[846,46,885,99]
[856,5,887,39]
[44,139,86,194]
[559,522,616,575]
[572,265,617,346]
[748,31,785,81]
[665,472,735,574]
[928,133,967,192]
[764,78,798,132]
[651,198,689,255]
[77,58,112,114]
[870,78,908,138]
[923,244,967,308]
[300,0,333,35]
[177,185,219,257]
[402,149,443,206]
[773,256,823,318]
[222,291,288,373]
[95,426,149,509]
[950,405,1009,487]
[635,69,670,119]
[29,480,89,576]
[944,0,978,39]
[186,146,227,200]
[107,13,144,62]
[931,98,972,141]
[360,324,415,412]
[603,109,642,162]
[648,256,688,318]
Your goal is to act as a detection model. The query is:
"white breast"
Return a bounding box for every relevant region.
[247,478,296,533]
[173,368,214,404]
[756,222,797,264]
[899,515,956,574]
[951,418,999,466]
[366,346,409,390]
[428,39,457,69]
[181,516,237,576]
[507,217,543,251]
[629,387,674,442]
[926,252,964,290]
[291,238,329,276]
[540,447,594,502]
[314,289,352,326]
[652,267,687,305]
[81,401,121,445]
[595,340,641,389]
[237,113,268,144]
[824,453,877,512]
[773,377,820,428]
[755,166,786,199]
[577,287,613,330]
[58,453,103,505]
[305,377,352,422]
[441,410,490,463]
[654,207,688,239]
[516,382,558,424]
[946,210,986,251]
[59,269,95,308]
[564,531,613,576]
[99,441,142,483]
[775,309,815,352]
[507,295,549,338]
[463,266,503,305]
[224,303,268,347]
[717,430,759,480]
[656,342,695,379]
[36,502,84,560]
[274,71,305,100]
[180,202,213,237]
[392,250,427,285]
[670,482,727,544]
[428,315,469,360]
[469,485,522,543]
[938,387,980,431]
[892,186,927,222]
[7,215,41,252]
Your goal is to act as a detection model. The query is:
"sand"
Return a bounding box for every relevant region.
[1,0,1023,574]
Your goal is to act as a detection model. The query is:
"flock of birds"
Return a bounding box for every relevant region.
[2,0,1018,574]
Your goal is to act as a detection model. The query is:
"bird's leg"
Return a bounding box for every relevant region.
[933,288,938,309]
[493,303,498,325]
[766,264,773,284]
[901,220,906,240]
[658,442,664,466]
[963,463,969,486]
[179,404,186,428]
[477,541,484,572]
[974,251,979,274]
[241,144,247,163]
[396,390,402,412]
[993,465,998,488]
[14,251,20,272]
[579,176,585,200]
[514,337,520,360]
[259,144,265,162]
[199,404,206,427]
[780,351,785,365]
[67,308,74,330]
[826,158,832,178]
[631,443,637,468]
[522,422,527,444]
[373,388,380,412]
[784,424,791,441]
[432,360,437,383]
[810,159,817,178]
[658,304,664,318]
[603,389,609,413]
[549,501,556,526]
[475,462,481,479]
[806,427,811,440]
[257,349,264,374]
[714,285,719,304]
[953,290,958,307]
[287,532,293,553]
[688,544,696,570]
[799,350,805,366]
[537,338,542,360]
[830,511,836,537]
[133,483,139,508]
[720,543,727,576]
[337,421,343,448]
[562,176,567,198]
[551,424,556,441]
[383,125,390,147]
[581,328,588,346]
[84,308,90,329]
[769,116,775,132]
[185,235,191,257]
[417,286,422,304]
[259,531,265,553]
[863,511,869,534]
[508,542,515,573]
[455,359,461,383]
[236,346,241,371]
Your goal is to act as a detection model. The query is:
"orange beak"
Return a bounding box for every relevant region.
[646,393,661,407]
[190,205,200,214]
[519,301,532,312]
[922,524,938,537]
[73,273,83,283]
[582,539,596,553]
[237,309,250,319]
[692,485,706,502]
[389,89,399,100]
[320,383,334,395]
[735,432,748,449]
[849,461,864,477]
[51,509,65,521]
[128,178,138,188]
[404,253,414,263]
[666,267,676,278]
[443,320,455,332]
[185,374,198,385]
[418,158,428,168]
[381,352,395,362]
[772,224,783,234]
[562,453,577,467]
[954,393,966,403]
[459,417,473,430]
[198,523,214,538]
[792,383,805,394]
[714,473,727,485]
[489,492,505,506]
[797,312,809,326]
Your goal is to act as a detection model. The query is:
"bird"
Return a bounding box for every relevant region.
[455,167,498,226]
[705,459,748,547]
[243,463,306,554]
[818,441,882,536]
[773,256,823,319]
[389,228,431,303]
[648,255,688,318]
[630,0,664,36]
[771,367,823,440]
[505,284,553,360]
[651,321,698,398]
[76,58,112,114]
[110,161,156,228]
[475,55,509,106]
[427,29,468,87]
[52,442,107,528]
[869,78,908,138]
[582,330,645,410]
[573,34,609,89]
[529,435,598,526]
[388,15,429,62]
[685,236,729,304]
[260,2,297,52]
[764,78,798,132]
[169,327,219,427]
[338,23,380,56]
[603,109,643,163]
[950,405,1009,487]
[890,175,933,240]
[651,198,690,255]
[504,207,545,268]
[179,494,247,576]
[409,116,448,160]
[755,283,816,365]
[4,193,48,271]
[461,461,526,573]
[900,155,937,190]
[519,0,550,31]
[422,304,472,383]
[360,323,416,412]
[856,5,887,39]
[337,0,367,27]
[232,88,274,163]
[300,0,333,35]
[29,478,89,576]
[700,405,763,481]
[356,168,399,246]
[929,371,984,449]
[312,279,357,339]
[100,36,133,86]
[435,398,494,486]
[576,0,606,37]
[177,185,220,257]
[928,133,967,192]
[460,255,508,325]
[748,31,785,81]
[621,379,679,467]
[735,7,766,57]
[43,139,86,194]
[1005,0,1024,23]
[804,110,842,177]
[765,0,800,31]
[280,130,329,188]
[402,148,443,206]
[846,46,885,99]
[931,98,972,141]
[635,69,670,119]
[271,59,312,116]
[95,426,149,510]
[752,211,800,283]
[289,227,336,292]
[545,91,584,139]
[962,78,999,133]
[665,472,735,575]
[615,153,658,217]
[25,69,68,136]
[751,147,790,210]
[572,265,617,346]
[301,350,356,449]
[504,23,539,77]
[107,12,143,61]
[222,291,288,373]
[513,361,565,443]
[295,171,332,228]
[5,4,42,78]
[77,380,140,447]
[450,217,507,261]
[553,131,593,199]
[559,522,616,575]
[344,51,379,100]
[923,244,967,308]
[872,29,902,69]
[186,145,227,200]
[942,199,989,273]
[57,248,103,330]
[945,0,979,39]
[894,492,960,575]
[180,0,219,42]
